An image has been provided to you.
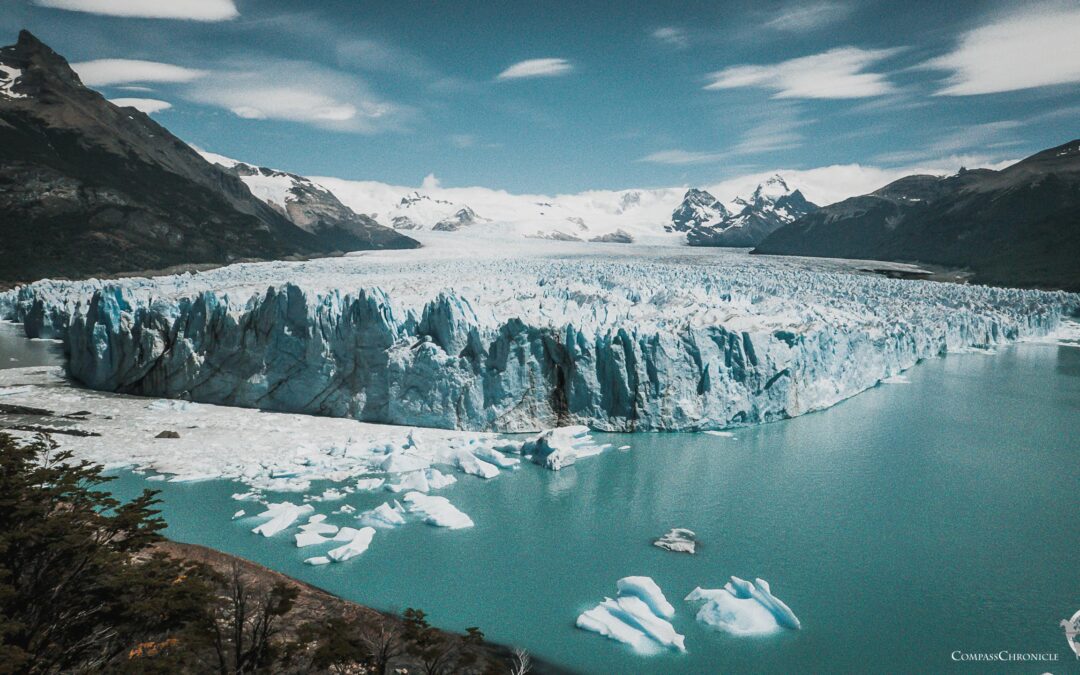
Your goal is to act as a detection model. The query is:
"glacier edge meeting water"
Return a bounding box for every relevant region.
[1,247,1075,433]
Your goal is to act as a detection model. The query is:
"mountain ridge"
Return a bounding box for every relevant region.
[0,30,416,284]
[754,140,1080,291]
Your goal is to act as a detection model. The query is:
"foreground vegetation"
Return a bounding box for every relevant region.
[0,432,535,674]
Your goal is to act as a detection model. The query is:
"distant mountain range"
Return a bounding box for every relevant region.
[667,175,818,247]
[754,141,1080,291]
[0,31,416,284]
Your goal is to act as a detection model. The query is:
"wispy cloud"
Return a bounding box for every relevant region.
[637,149,727,165]
[33,0,237,21]
[923,4,1080,95]
[764,1,851,31]
[72,59,206,86]
[108,97,171,113]
[651,26,689,49]
[639,112,808,165]
[449,134,476,149]
[497,58,573,80]
[873,120,1024,164]
[705,47,900,98]
[186,60,411,132]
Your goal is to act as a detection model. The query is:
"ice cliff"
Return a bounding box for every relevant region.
[2,246,1075,432]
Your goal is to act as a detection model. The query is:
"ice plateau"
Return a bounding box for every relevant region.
[1,242,1076,433]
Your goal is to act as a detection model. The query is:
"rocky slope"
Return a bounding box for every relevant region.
[754,141,1080,291]
[0,31,416,284]
[199,151,417,252]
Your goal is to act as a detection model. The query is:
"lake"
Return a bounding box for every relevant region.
[85,340,1078,673]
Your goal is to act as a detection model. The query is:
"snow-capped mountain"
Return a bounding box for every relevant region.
[674,175,818,248]
[381,191,488,231]
[666,188,730,233]
[198,151,416,252]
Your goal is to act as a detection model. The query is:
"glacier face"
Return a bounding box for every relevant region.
[2,244,1075,433]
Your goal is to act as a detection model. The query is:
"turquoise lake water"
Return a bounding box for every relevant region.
[90,342,1080,674]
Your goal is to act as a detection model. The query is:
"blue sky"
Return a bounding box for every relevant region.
[4,0,1079,193]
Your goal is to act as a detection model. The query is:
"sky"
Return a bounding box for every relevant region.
[3,0,1079,195]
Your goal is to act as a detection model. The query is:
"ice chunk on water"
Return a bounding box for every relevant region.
[577,577,684,653]
[326,526,375,562]
[653,528,696,554]
[616,576,676,619]
[355,477,385,491]
[251,502,314,536]
[295,531,331,547]
[401,492,474,529]
[603,596,685,652]
[456,450,500,479]
[381,452,430,474]
[232,509,246,520]
[298,521,339,535]
[685,576,800,636]
[473,444,519,468]
[576,605,656,654]
[386,471,429,493]
[357,502,407,529]
[520,426,609,471]
[425,468,457,490]
[304,556,331,566]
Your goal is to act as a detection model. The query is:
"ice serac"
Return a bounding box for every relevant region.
[2,250,1076,433]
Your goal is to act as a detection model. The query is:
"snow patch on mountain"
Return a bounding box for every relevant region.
[0,64,26,99]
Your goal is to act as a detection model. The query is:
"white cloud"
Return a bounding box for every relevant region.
[638,150,728,165]
[496,58,573,80]
[33,0,237,21]
[651,27,689,48]
[108,97,171,113]
[449,134,476,149]
[923,5,1080,95]
[186,60,410,133]
[705,47,899,98]
[72,59,206,86]
[421,173,441,190]
[765,1,850,31]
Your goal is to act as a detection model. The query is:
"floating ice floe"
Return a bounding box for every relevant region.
[326,526,376,562]
[357,502,407,529]
[685,576,801,636]
[401,492,474,529]
[703,430,734,438]
[354,477,385,491]
[231,510,245,520]
[577,577,685,653]
[252,502,314,537]
[304,556,331,566]
[294,531,331,547]
[653,528,696,554]
[520,426,610,471]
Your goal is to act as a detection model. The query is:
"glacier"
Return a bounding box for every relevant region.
[1,243,1076,433]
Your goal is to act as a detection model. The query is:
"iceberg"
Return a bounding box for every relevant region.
[354,477,385,491]
[577,576,685,653]
[653,528,696,554]
[616,576,676,619]
[455,450,500,479]
[386,471,429,493]
[357,501,407,529]
[5,246,1071,435]
[326,526,376,562]
[685,576,801,636]
[251,502,314,537]
[401,491,474,529]
[294,531,331,547]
